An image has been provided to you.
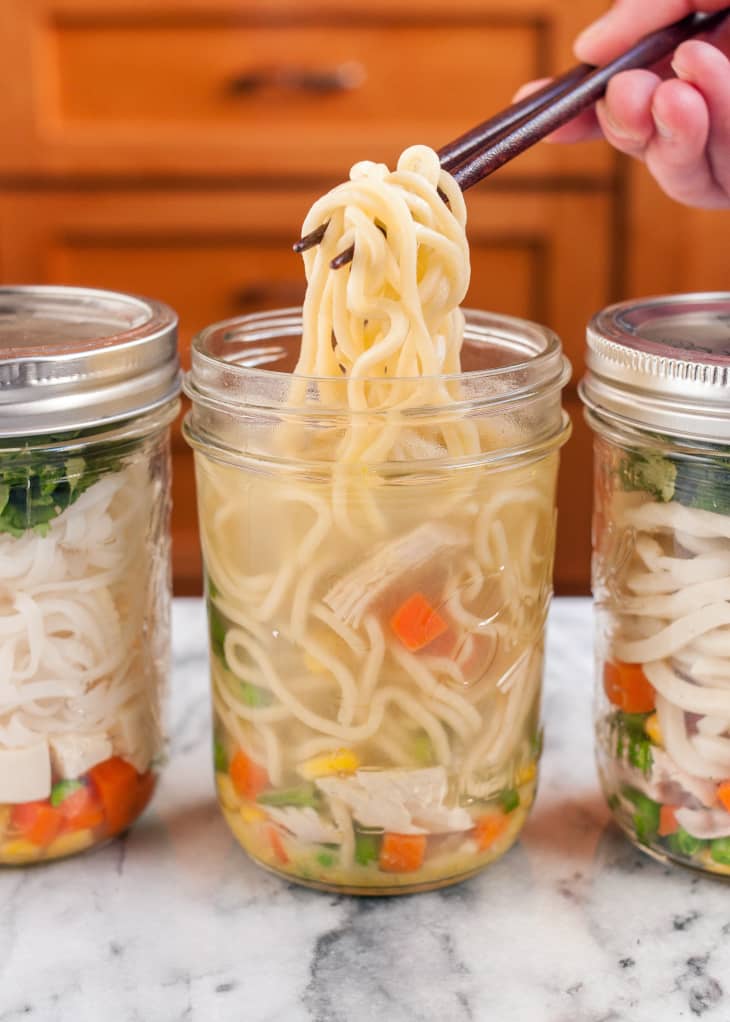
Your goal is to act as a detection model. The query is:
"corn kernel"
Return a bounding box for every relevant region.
[1,840,41,864]
[699,848,730,876]
[304,653,326,675]
[216,773,240,811]
[240,804,267,824]
[644,713,664,747]
[516,762,537,786]
[298,749,359,779]
[46,829,95,860]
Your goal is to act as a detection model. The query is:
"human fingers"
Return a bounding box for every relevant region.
[643,40,730,205]
[574,1,730,66]
[594,69,662,156]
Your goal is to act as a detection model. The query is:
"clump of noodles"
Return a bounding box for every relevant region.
[609,495,730,836]
[0,461,161,764]
[295,144,479,464]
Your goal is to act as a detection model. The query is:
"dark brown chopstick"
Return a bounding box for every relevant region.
[294,6,730,265]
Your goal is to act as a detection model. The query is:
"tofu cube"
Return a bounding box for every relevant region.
[50,732,113,780]
[0,742,51,803]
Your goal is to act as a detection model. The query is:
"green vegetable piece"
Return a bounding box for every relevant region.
[206,574,220,600]
[412,732,434,766]
[619,451,676,503]
[674,456,730,516]
[214,738,228,773]
[316,850,336,868]
[622,786,660,845]
[710,837,730,866]
[667,827,707,859]
[239,682,273,708]
[499,788,520,814]
[50,779,84,807]
[208,603,228,663]
[354,831,381,866]
[627,734,653,776]
[257,784,320,809]
[531,727,544,761]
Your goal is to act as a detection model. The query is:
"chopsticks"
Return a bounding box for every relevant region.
[294,6,730,265]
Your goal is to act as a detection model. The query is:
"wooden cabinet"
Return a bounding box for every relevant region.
[2,0,729,594]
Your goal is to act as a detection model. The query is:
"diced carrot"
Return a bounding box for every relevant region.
[390,593,449,652]
[59,784,105,833]
[717,781,730,814]
[474,812,510,852]
[659,805,679,837]
[267,825,289,865]
[230,749,269,801]
[379,833,427,873]
[11,801,63,847]
[89,756,139,836]
[603,661,656,714]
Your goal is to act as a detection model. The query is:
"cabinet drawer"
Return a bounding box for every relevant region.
[0,183,612,593]
[2,0,612,180]
[0,186,614,376]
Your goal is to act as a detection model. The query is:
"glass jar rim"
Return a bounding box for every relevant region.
[186,306,570,412]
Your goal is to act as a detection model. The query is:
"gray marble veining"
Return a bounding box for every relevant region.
[1,598,729,1022]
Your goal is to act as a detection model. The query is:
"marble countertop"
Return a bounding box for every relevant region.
[2,597,729,1022]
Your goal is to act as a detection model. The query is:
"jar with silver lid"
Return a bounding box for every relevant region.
[0,286,180,865]
[580,293,730,875]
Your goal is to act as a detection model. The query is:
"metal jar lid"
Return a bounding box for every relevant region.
[579,292,730,443]
[0,286,180,437]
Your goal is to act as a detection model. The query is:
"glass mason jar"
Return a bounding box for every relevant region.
[580,293,730,876]
[185,307,571,894]
[0,286,180,865]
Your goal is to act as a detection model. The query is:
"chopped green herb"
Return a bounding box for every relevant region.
[622,786,660,844]
[208,603,228,663]
[354,831,381,866]
[619,450,676,503]
[257,784,320,809]
[531,727,544,761]
[710,837,730,866]
[666,827,707,858]
[316,850,337,868]
[499,788,520,814]
[412,732,434,766]
[239,681,273,708]
[214,738,228,773]
[50,779,84,807]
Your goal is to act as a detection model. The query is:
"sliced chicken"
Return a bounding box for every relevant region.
[324,522,468,627]
[316,766,473,835]
[266,806,342,845]
[675,807,730,839]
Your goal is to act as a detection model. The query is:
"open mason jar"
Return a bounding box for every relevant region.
[185,307,570,894]
[0,286,180,865]
[580,293,730,876]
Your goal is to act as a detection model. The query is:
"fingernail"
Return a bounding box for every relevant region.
[599,102,642,145]
[653,111,674,140]
[671,57,691,80]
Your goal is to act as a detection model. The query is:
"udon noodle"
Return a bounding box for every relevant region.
[196,145,564,890]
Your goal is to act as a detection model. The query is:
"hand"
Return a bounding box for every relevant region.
[518,2,730,208]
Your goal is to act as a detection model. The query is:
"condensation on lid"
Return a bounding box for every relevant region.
[580,293,730,443]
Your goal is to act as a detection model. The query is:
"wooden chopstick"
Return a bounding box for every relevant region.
[293,6,730,265]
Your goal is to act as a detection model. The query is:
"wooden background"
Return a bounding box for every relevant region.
[1,0,728,593]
